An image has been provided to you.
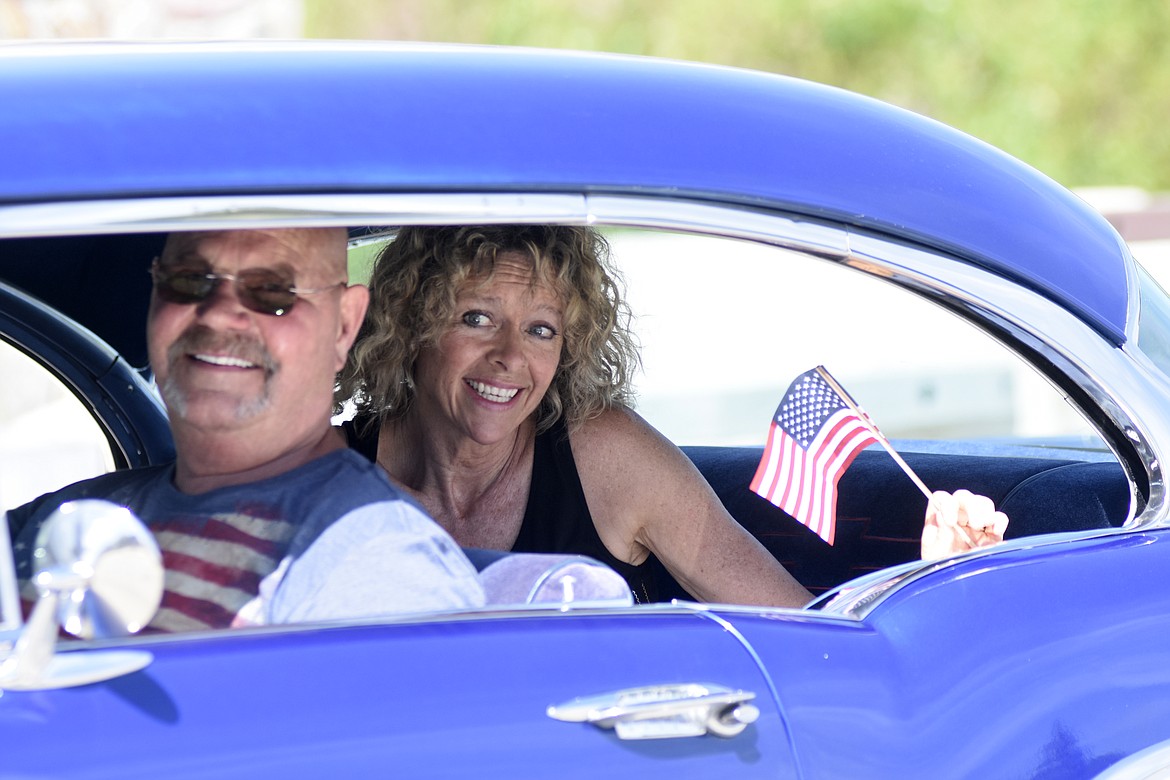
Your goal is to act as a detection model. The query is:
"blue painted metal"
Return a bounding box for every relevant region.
[10,532,1164,778]
[0,41,1129,343]
[724,530,1170,778]
[0,611,796,778]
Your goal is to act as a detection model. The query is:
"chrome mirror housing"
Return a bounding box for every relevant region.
[0,500,162,692]
[32,499,163,639]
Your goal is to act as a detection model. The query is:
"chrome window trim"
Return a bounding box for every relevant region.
[843,232,1164,511]
[1122,237,1142,343]
[584,195,851,260]
[0,191,1160,623]
[0,194,593,238]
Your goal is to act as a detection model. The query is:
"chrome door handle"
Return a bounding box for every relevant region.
[547,683,759,740]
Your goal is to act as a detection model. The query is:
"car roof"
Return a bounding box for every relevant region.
[0,40,1130,343]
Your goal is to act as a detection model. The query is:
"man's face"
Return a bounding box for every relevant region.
[147,228,363,443]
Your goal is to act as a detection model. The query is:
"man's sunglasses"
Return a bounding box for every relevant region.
[150,261,345,316]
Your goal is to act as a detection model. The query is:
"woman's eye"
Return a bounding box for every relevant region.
[530,324,558,340]
[461,311,490,327]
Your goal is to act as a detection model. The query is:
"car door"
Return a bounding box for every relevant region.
[1,606,799,778]
[0,228,792,777]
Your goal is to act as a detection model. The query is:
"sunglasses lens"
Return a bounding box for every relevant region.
[238,270,298,315]
[156,270,214,304]
[152,265,301,315]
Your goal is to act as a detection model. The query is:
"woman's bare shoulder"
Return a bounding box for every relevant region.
[571,406,711,509]
[569,407,706,564]
[571,406,680,465]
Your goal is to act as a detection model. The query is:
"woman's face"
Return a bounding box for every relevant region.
[412,252,564,446]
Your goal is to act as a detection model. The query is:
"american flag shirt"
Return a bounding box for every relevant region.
[10,449,481,632]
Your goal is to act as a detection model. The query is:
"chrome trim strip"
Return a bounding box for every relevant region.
[0,194,592,238]
[585,195,851,259]
[1094,737,1170,780]
[812,525,1155,618]
[1121,239,1142,343]
[0,192,848,256]
[46,598,766,649]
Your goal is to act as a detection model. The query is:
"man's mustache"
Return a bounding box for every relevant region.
[166,325,278,375]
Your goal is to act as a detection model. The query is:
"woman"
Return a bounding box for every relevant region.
[337,225,1006,607]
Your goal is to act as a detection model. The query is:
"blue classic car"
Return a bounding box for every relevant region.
[2,41,1170,778]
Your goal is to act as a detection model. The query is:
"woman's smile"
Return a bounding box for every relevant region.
[464,379,521,405]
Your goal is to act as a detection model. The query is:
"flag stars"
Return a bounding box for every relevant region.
[777,373,846,448]
[752,366,881,545]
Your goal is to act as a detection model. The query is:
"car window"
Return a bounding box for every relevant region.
[607,228,1106,451]
[0,340,115,513]
[1133,262,1170,379]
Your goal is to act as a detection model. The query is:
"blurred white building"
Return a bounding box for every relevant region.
[0,0,302,39]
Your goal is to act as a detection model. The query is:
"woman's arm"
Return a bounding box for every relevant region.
[572,407,1011,608]
[572,407,813,608]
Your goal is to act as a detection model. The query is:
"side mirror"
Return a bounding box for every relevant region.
[0,500,163,691]
[32,499,163,639]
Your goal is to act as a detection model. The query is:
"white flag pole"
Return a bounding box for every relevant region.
[815,366,933,501]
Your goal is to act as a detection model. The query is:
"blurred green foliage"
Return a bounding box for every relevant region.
[305,0,1170,189]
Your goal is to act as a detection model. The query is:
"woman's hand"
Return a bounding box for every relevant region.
[921,489,1009,561]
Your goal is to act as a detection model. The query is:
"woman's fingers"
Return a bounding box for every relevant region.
[991,510,1009,538]
[952,489,992,523]
[923,491,959,560]
[922,489,1010,560]
[953,489,1008,537]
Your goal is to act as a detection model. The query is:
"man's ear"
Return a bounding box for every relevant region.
[335,284,370,369]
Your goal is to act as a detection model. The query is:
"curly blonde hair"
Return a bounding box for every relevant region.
[336,225,639,434]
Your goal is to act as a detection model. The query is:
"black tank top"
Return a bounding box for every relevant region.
[342,415,658,603]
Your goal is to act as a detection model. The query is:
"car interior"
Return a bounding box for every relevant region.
[0,224,1135,608]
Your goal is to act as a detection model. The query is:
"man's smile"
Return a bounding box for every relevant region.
[191,353,260,369]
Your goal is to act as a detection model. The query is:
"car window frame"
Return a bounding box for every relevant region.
[0,190,1160,626]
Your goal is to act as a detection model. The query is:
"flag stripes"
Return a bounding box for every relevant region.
[750,367,879,545]
[147,512,293,631]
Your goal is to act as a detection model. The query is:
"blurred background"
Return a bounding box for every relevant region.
[2,1,1168,503]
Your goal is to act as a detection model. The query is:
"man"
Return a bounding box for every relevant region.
[9,228,484,631]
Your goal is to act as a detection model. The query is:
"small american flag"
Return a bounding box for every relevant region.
[750,367,879,545]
